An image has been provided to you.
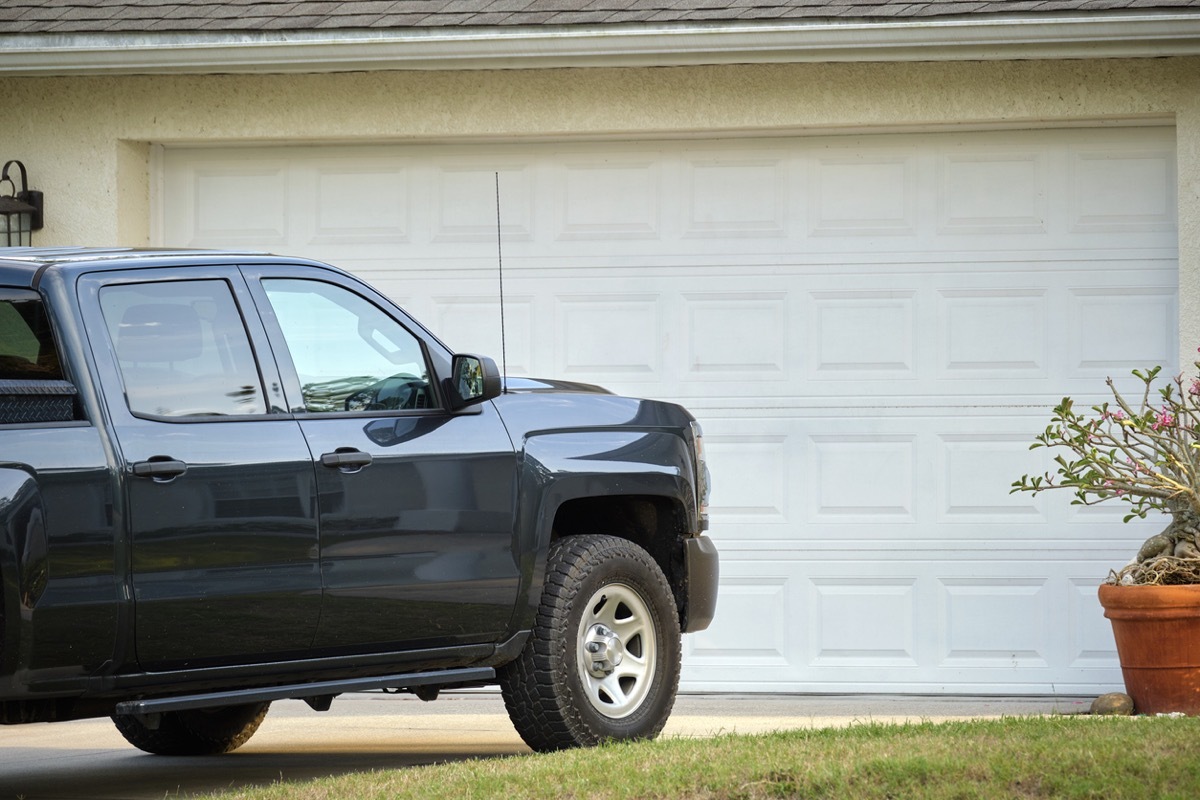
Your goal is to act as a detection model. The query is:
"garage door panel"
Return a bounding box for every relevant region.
[683,554,1126,691]
[432,162,535,244]
[808,433,918,523]
[555,293,663,378]
[936,289,1048,376]
[703,429,793,526]
[1067,286,1178,380]
[809,578,919,668]
[700,410,1158,546]
[809,289,917,379]
[556,156,663,241]
[935,432,1050,524]
[310,162,411,245]
[165,129,1177,259]
[684,292,789,380]
[938,149,1048,236]
[809,149,918,238]
[683,154,788,238]
[938,577,1053,668]
[162,125,1177,693]
[176,162,292,246]
[1069,144,1177,234]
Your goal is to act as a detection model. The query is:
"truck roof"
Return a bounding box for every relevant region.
[0,247,330,289]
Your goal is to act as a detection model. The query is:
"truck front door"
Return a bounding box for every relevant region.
[243,267,520,654]
[80,269,321,671]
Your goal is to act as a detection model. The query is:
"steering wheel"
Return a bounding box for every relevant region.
[344,376,429,411]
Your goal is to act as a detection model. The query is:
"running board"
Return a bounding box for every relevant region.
[113,667,496,718]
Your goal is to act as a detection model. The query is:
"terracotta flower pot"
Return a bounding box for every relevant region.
[1098,583,1200,715]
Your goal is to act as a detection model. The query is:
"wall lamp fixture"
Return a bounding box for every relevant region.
[0,160,44,247]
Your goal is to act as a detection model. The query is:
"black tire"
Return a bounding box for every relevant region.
[499,534,681,752]
[112,702,270,756]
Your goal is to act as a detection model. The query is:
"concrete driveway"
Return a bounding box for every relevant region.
[0,692,1090,800]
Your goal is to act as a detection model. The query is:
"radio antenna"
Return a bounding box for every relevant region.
[494,171,508,392]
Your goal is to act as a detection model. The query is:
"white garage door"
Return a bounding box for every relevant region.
[161,126,1179,693]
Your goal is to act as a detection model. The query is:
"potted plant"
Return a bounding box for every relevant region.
[1012,359,1200,714]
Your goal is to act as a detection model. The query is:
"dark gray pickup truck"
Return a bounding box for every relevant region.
[0,248,716,754]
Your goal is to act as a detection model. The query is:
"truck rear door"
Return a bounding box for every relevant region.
[79,267,321,671]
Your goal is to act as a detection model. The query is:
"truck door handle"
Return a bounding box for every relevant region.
[132,458,188,481]
[320,449,373,471]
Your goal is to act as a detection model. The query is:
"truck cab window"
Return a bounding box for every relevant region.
[0,292,78,424]
[0,296,64,380]
[262,279,435,413]
[99,280,267,418]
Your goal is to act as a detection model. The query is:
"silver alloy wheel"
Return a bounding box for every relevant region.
[576,582,657,719]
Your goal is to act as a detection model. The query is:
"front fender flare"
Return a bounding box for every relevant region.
[505,429,699,636]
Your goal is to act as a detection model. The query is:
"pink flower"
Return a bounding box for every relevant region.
[1190,378,1200,396]
[1152,408,1175,431]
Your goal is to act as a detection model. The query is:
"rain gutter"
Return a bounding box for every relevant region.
[1,12,1199,76]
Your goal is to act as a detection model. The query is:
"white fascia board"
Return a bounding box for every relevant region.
[2,13,1200,76]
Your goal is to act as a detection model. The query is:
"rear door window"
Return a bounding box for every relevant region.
[98,280,267,418]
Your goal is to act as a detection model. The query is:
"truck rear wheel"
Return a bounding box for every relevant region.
[499,534,681,752]
[112,702,270,756]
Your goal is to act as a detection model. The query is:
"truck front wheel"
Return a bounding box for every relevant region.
[499,534,681,752]
[112,702,270,756]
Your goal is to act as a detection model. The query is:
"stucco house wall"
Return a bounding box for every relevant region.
[4,56,1200,361]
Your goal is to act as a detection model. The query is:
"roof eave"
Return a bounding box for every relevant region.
[2,13,1200,76]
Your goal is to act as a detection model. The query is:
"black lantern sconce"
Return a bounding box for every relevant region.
[0,160,44,247]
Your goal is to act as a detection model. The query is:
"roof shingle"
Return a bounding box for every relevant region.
[1,0,1197,35]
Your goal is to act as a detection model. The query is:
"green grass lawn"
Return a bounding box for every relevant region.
[199,715,1200,800]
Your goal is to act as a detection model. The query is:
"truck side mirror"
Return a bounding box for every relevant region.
[444,354,502,410]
